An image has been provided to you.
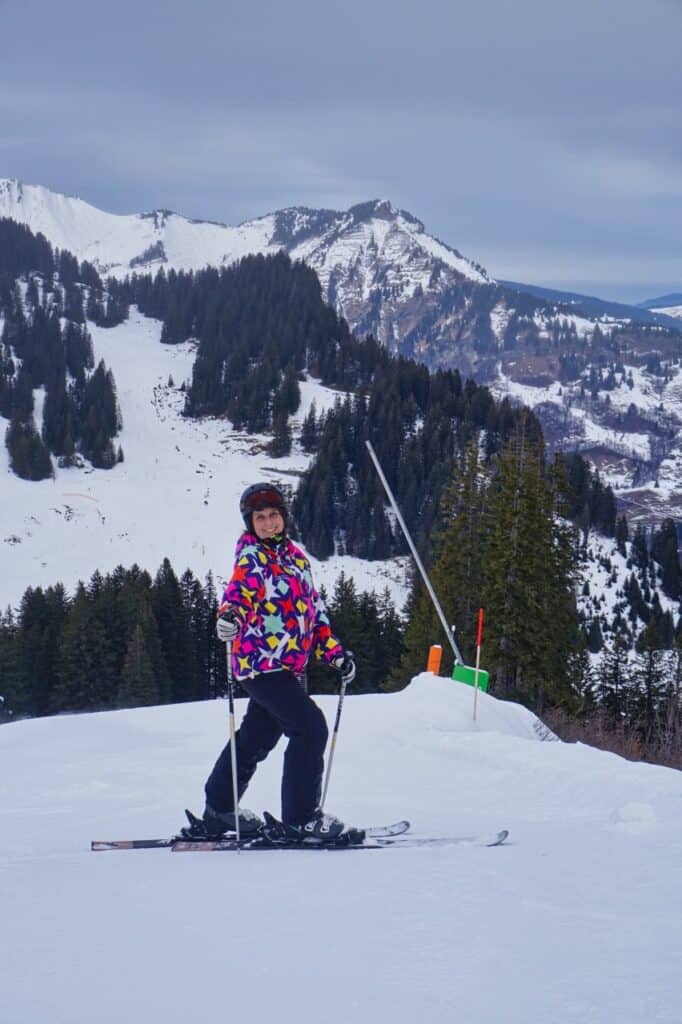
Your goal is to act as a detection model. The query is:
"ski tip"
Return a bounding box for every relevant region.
[486,829,509,846]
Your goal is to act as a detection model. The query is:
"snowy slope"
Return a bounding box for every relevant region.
[0,177,281,276]
[651,304,682,319]
[0,308,409,612]
[1,674,680,1024]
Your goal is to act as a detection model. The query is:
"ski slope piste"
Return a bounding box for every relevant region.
[1,673,680,1024]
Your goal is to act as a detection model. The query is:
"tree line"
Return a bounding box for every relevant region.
[0,559,405,721]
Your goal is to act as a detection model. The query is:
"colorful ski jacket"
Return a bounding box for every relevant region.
[219,533,344,681]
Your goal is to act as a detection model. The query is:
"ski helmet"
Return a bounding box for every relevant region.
[239,482,288,532]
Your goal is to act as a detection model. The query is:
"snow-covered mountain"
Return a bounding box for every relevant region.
[0,178,488,349]
[1,674,679,1024]
[3,176,682,525]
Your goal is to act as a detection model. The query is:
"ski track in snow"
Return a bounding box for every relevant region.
[0,308,410,612]
[1,674,681,1024]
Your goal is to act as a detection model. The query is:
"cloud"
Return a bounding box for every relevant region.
[0,0,679,297]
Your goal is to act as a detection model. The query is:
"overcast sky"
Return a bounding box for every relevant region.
[1,0,680,303]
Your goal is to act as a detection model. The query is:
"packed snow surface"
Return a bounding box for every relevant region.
[1,674,680,1024]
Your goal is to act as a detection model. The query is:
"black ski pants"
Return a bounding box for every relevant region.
[204,669,328,825]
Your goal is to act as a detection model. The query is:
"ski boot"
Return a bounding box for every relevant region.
[261,810,365,846]
[181,805,263,839]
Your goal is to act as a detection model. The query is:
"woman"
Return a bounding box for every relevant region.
[203,482,356,842]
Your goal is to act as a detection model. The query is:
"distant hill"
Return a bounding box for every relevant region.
[637,292,682,309]
[500,280,681,329]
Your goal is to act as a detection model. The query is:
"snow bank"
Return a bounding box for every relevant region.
[1,676,681,1024]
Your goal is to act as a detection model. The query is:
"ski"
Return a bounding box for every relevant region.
[366,819,410,838]
[172,837,381,851]
[379,829,509,849]
[91,838,175,851]
[91,818,410,851]
[170,829,509,852]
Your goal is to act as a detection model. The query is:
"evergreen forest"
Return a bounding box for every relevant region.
[0,560,404,719]
[0,218,127,477]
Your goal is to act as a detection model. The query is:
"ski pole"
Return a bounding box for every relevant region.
[472,608,484,722]
[365,439,465,665]
[319,675,348,812]
[225,640,241,843]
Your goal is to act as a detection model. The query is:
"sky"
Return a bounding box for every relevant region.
[0,0,680,304]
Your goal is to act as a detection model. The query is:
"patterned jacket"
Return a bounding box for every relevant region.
[219,533,344,681]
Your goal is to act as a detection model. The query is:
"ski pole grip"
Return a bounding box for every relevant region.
[476,608,484,647]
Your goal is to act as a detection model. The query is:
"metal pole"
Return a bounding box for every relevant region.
[365,439,464,665]
[225,641,241,843]
[319,677,348,812]
[472,607,484,722]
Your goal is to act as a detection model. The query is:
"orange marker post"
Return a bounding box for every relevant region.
[426,645,442,675]
[472,608,485,722]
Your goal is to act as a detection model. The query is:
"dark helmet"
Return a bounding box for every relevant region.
[239,482,288,532]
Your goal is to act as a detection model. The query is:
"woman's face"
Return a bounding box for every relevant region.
[252,506,285,540]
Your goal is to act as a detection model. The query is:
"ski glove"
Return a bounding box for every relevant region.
[334,651,356,686]
[216,609,242,643]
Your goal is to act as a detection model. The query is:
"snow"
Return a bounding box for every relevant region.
[651,305,682,319]
[1,673,680,1023]
[408,223,489,283]
[0,178,281,278]
[0,309,409,613]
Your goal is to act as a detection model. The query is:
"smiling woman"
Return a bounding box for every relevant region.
[201,480,357,844]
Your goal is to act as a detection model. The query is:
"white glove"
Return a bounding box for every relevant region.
[216,609,241,643]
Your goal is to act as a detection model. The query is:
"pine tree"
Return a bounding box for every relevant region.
[480,416,577,708]
[51,585,115,712]
[6,416,53,480]
[615,514,629,557]
[117,623,160,708]
[596,630,631,723]
[393,441,486,688]
[651,519,681,600]
[300,401,319,452]
[152,558,193,702]
[267,413,292,457]
[0,608,22,717]
[632,620,667,747]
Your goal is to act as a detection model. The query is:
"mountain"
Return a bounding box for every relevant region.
[500,280,681,329]
[637,292,682,310]
[3,176,682,525]
[2,676,680,1024]
[0,178,488,336]
[636,292,682,320]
